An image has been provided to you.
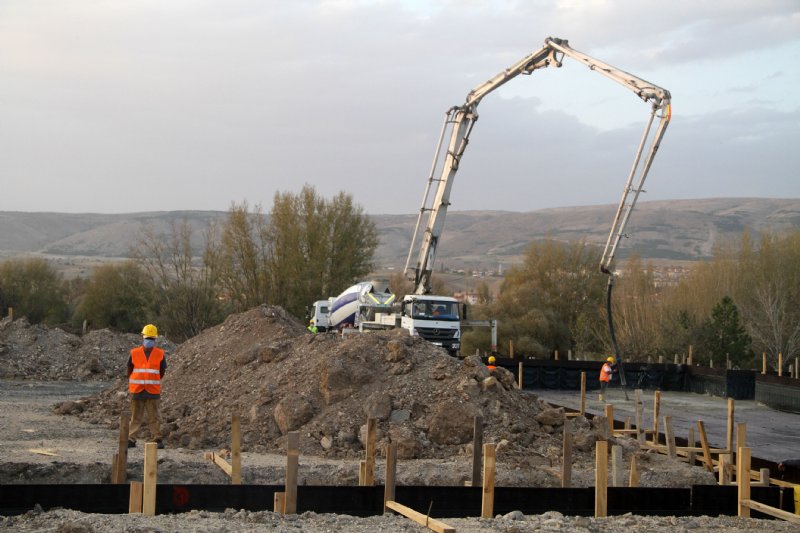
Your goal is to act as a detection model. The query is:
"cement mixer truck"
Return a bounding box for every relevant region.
[322,280,462,355]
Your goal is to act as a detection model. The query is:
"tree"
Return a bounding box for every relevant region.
[697,296,753,368]
[214,202,272,311]
[75,261,155,332]
[489,239,606,358]
[131,220,227,341]
[0,258,68,324]
[266,185,378,317]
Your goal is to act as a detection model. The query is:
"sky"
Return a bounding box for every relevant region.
[1,0,798,215]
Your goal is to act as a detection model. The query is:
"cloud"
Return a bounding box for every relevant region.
[0,0,797,214]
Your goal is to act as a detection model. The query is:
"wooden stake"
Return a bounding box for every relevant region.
[762,352,767,374]
[652,391,661,446]
[518,361,523,389]
[595,440,608,518]
[231,414,241,485]
[687,427,696,465]
[142,442,157,516]
[273,492,285,513]
[611,445,622,487]
[509,339,514,359]
[718,453,730,485]
[285,431,299,515]
[664,416,676,459]
[688,345,693,366]
[471,416,483,487]
[561,428,573,488]
[364,418,377,486]
[737,447,751,517]
[658,355,664,364]
[113,413,130,484]
[7,307,12,320]
[778,353,783,376]
[555,350,559,361]
[697,421,714,472]
[481,443,496,519]
[385,501,456,533]
[624,417,631,432]
[635,389,645,444]
[128,481,143,514]
[758,468,771,487]
[384,444,397,512]
[629,455,639,487]
[605,404,614,436]
[580,372,586,416]
[726,398,735,456]
[735,422,747,482]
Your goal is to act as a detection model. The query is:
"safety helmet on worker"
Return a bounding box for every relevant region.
[141,324,158,338]
[488,356,496,364]
[606,356,615,363]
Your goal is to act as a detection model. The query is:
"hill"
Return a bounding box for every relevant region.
[1,198,799,272]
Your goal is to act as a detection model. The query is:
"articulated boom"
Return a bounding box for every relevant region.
[404,37,671,294]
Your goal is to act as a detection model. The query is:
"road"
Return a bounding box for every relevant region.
[533,388,800,464]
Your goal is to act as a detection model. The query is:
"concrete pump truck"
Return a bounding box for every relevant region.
[325,37,671,359]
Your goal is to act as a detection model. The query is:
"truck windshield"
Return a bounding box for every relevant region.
[410,301,459,320]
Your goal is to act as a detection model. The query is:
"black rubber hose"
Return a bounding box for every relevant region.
[606,275,629,399]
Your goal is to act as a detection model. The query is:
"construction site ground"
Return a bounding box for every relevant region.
[536,388,800,464]
[0,310,797,531]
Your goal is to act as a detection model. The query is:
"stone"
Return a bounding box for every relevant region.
[273,393,314,435]
[427,400,477,445]
[318,357,372,405]
[389,409,411,423]
[363,392,393,420]
[534,407,565,427]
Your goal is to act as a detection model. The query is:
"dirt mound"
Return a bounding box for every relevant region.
[68,305,575,462]
[0,317,174,381]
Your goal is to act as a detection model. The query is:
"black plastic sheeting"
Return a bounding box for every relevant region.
[515,360,687,392]
[507,360,759,400]
[0,484,787,518]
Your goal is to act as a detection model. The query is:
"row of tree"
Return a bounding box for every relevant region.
[0,186,378,342]
[462,229,800,372]
[1,192,798,372]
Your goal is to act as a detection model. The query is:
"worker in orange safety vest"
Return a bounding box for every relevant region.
[599,356,617,402]
[487,355,497,371]
[127,324,166,449]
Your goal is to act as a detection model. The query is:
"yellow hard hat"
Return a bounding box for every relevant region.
[488,356,496,363]
[606,356,615,363]
[141,324,158,338]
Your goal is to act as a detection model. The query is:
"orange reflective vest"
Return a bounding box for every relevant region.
[487,364,496,371]
[129,346,164,394]
[600,362,613,383]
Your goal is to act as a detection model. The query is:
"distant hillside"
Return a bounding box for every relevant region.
[1,198,799,271]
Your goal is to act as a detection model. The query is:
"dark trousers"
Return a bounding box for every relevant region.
[129,398,162,442]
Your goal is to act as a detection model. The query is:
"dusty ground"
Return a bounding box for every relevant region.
[1,310,794,531]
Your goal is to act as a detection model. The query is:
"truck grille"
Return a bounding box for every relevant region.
[415,327,457,342]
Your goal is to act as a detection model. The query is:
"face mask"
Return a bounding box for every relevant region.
[143,338,156,349]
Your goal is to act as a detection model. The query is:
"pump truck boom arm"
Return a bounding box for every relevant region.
[404,36,671,294]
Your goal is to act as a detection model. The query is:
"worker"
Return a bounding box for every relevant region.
[127,324,166,449]
[599,356,617,402]
[487,355,497,372]
[307,319,318,333]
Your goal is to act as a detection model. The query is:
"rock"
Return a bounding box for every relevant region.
[273,394,314,435]
[427,400,477,445]
[388,426,422,459]
[318,358,372,405]
[363,392,392,420]
[389,409,410,423]
[502,510,526,520]
[534,407,565,427]
[320,435,333,450]
[386,340,408,362]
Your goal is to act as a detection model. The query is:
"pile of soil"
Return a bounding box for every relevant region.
[0,317,175,381]
[69,306,569,461]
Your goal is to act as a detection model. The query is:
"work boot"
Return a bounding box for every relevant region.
[127,440,136,449]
